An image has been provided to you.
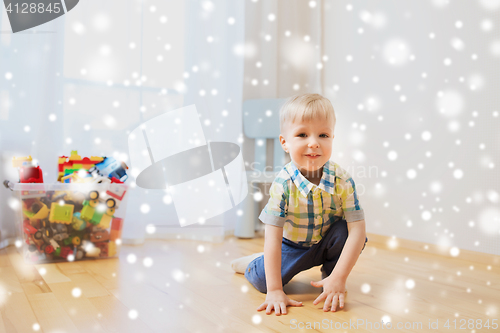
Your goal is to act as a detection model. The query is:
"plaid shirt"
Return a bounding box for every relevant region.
[259,160,365,247]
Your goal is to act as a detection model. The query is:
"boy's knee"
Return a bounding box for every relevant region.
[244,260,268,293]
[330,219,348,244]
[246,274,267,293]
[323,220,349,259]
[256,284,267,294]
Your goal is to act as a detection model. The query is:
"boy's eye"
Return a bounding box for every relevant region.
[297,133,307,137]
[320,134,329,138]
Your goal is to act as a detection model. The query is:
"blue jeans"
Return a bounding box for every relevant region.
[244,219,368,293]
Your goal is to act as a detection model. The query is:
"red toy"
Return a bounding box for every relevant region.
[95,242,109,257]
[58,246,74,259]
[110,218,123,241]
[19,166,44,183]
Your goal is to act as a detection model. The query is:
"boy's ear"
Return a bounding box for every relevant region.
[279,134,288,153]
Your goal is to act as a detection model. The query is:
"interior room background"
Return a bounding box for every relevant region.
[0,0,498,256]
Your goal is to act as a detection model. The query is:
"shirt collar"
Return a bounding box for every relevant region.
[285,160,336,197]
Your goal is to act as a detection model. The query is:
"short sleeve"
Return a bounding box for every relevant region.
[337,173,365,222]
[258,180,289,228]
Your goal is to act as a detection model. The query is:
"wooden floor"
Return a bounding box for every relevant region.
[0,233,499,333]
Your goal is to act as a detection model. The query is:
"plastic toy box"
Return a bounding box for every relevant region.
[13,181,128,263]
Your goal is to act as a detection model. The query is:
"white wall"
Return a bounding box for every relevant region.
[322,0,500,255]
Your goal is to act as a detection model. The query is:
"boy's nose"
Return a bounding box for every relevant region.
[308,140,319,148]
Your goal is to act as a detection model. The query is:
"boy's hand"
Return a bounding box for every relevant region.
[310,276,347,312]
[257,289,303,315]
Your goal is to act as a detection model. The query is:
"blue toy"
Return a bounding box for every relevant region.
[89,157,128,182]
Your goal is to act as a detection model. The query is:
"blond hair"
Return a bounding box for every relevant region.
[279,93,336,133]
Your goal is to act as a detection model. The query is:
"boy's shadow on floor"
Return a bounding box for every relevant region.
[283,280,361,311]
[283,280,318,295]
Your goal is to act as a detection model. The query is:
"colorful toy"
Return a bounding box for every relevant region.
[108,241,117,257]
[95,242,109,257]
[49,202,74,224]
[11,156,44,183]
[12,156,33,168]
[23,219,46,254]
[19,165,44,183]
[23,200,49,221]
[6,154,127,263]
[90,228,110,243]
[89,157,129,182]
[58,151,103,182]
[110,218,123,241]
[81,200,114,228]
[6,157,46,200]
[71,212,87,231]
[51,223,69,241]
[85,177,126,211]
[5,157,46,200]
[33,220,56,253]
[57,246,74,259]
[82,240,101,257]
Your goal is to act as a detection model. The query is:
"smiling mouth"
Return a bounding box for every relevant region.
[305,154,321,157]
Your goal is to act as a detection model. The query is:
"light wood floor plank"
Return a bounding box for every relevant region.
[0,266,23,294]
[35,264,71,284]
[27,293,79,333]
[48,282,107,333]
[0,309,6,333]
[108,284,227,333]
[5,246,40,284]
[0,249,11,268]
[0,234,498,333]
[78,260,121,290]
[62,272,110,298]
[88,295,155,333]
[0,292,43,333]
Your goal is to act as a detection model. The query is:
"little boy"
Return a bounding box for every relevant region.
[231,93,367,315]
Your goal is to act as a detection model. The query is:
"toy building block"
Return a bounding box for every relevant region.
[71,213,87,231]
[108,241,117,257]
[57,246,74,259]
[96,214,112,229]
[95,242,109,257]
[82,240,101,257]
[49,239,59,249]
[49,202,74,224]
[19,166,44,183]
[71,236,82,246]
[110,218,123,241]
[58,151,104,181]
[51,223,69,241]
[80,205,95,222]
[91,157,129,182]
[23,219,38,236]
[44,245,54,256]
[86,247,101,257]
[90,210,104,226]
[12,156,32,168]
[106,178,127,206]
[81,200,114,226]
[24,201,49,221]
[90,229,109,243]
[75,247,85,260]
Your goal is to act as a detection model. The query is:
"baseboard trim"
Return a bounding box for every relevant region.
[366,233,500,266]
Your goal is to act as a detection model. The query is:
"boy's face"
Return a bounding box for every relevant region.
[279,117,334,176]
